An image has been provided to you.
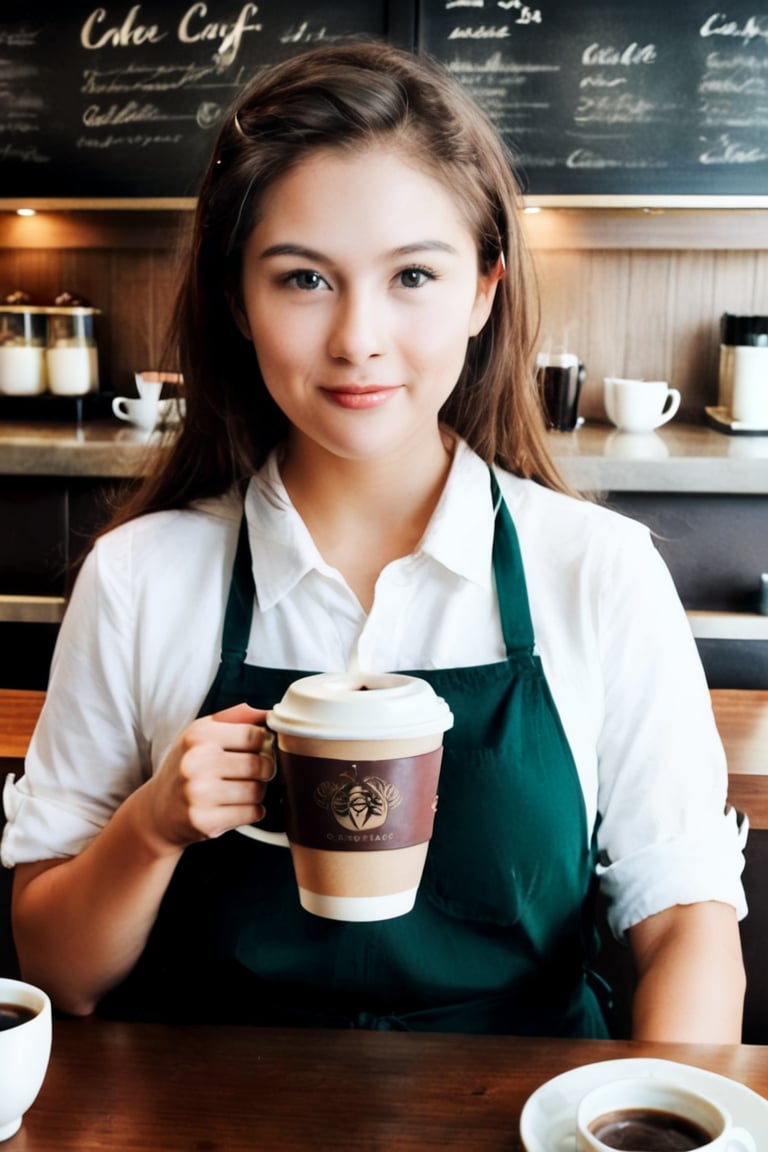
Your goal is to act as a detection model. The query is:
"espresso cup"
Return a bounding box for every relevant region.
[576,1076,756,1152]
[112,394,160,430]
[260,671,453,922]
[0,978,52,1142]
[604,377,681,433]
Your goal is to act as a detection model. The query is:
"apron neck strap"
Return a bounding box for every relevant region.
[220,515,255,662]
[489,469,536,656]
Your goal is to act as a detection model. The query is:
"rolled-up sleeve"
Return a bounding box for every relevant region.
[1,528,147,866]
[592,521,747,938]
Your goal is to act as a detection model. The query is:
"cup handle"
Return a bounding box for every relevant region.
[112,397,130,422]
[245,827,290,847]
[727,1126,757,1152]
[655,387,681,427]
[237,731,290,846]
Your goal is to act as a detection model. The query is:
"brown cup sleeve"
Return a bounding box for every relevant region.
[278,748,443,851]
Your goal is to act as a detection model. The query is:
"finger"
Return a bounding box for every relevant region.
[183,745,275,783]
[221,748,276,783]
[188,717,271,755]
[211,702,269,725]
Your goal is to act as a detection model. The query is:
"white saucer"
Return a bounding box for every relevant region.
[519,1057,768,1152]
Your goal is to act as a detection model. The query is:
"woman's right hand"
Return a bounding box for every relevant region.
[140,702,275,851]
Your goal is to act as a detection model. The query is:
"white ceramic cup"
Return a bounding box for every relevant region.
[134,372,163,403]
[242,672,453,922]
[576,1076,756,1152]
[0,978,52,1142]
[112,395,160,430]
[603,377,681,433]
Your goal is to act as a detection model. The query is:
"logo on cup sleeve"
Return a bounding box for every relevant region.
[314,766,402,832]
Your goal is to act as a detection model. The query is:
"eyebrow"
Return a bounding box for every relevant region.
[257,240,461,261]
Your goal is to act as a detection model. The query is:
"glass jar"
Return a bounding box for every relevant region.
[0,306,48,395]
[46,307,100,396]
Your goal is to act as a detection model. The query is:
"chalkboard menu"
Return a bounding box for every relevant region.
[419,0,768,200]
[0,1,414,200]
[2,1,768,201]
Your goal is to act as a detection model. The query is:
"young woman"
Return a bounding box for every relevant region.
[2,41,746,1039]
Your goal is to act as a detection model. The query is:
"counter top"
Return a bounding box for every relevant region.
[1,419,768,492]
[0,420,166,478]
[550,422,768,494]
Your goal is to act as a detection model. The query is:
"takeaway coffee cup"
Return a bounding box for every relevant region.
[0,978,52,1141]
[536,352,585,430]
[576,1076,756,1152]
[262,671,453,922]
[604,377,681,433]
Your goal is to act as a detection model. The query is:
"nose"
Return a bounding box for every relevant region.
[326,288,384,365]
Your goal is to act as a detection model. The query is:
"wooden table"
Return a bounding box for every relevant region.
[7,1021,768,1151]
[712,689,768,828]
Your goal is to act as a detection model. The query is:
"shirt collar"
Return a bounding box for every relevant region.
[245,439,497,611]
[417,438,496,587]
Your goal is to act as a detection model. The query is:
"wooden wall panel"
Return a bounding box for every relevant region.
[532,247,768,422]
[2,210,768,410]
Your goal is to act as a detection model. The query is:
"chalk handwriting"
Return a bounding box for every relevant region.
[83,101,171,127]
[700,13,768,45]
[279,22,332,44]
[574,92,657,123]
[76,132,184,149]
[81,62,228,93]
[497,2,542,20]
[0,27,38,47]
[582,42,657,66]
[566,148,665,170]
[566,149,623,169]
[701,73,766,95]
[81,4,262,66]
[449,25,510,38]
[700,132,768,162]
[0,141,48,163]
[580,74,628,88]
[82,7,166,48]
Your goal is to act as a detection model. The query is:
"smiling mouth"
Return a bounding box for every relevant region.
[321,386,401,410]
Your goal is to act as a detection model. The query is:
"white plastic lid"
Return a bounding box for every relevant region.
[267,672,454,740]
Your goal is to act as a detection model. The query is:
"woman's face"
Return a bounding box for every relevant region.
[235,145,498,466]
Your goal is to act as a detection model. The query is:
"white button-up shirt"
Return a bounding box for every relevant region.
[2,439,746,938]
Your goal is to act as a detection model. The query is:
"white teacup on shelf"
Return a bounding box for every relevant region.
[112,395,159,430]
[604,377,681,433]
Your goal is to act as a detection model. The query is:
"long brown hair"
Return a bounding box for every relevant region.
[108,40,570,531]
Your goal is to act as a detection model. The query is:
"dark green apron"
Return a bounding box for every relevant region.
[100,472,610,1037]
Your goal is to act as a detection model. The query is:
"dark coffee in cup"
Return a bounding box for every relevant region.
[0,1004,36,1032]
[536,352,585,431]
[589,1106,712,1149]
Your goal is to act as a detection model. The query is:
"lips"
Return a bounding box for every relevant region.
[321,385,401,410]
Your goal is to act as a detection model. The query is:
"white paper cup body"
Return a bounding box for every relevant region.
[266,672,453,921]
